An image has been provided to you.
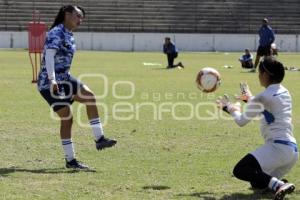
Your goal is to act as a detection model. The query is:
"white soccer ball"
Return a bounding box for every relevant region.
[196,67,221,93]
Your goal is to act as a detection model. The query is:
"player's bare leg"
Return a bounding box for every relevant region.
[73,85,117,150]
[56,106,73,139]
[56,106,89,170]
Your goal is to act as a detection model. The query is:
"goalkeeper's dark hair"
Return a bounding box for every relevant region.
[259,56,285,83]
[50,5,85,30]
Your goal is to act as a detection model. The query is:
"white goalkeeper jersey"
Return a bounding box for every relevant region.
[232,84,296,143]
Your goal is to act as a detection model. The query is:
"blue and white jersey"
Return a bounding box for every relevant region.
[232,84,296,143]
[239,54,253,62]
[37,23,76,91]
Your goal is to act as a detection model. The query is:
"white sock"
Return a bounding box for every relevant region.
[61,139,75,162]
[89,118,104,141]
[268,177,284,191]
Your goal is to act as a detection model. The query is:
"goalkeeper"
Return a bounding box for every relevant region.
[216,57,298,200]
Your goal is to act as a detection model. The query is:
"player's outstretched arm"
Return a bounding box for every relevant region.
[216,94,241,114]
[216,94,261,127]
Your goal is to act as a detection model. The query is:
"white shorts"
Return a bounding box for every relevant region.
[251,141,298,178]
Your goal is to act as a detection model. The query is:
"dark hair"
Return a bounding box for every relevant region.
[50,5,85,30]
[259,57,285,83]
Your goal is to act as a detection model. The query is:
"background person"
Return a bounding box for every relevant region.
[163,37,184,69]
[239,49,254,69]
[252,18,275,72]
[271,43,278,56]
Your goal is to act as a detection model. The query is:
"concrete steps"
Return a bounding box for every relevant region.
[0,0,299,33]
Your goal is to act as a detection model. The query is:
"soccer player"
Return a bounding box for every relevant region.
[37,5,117,170]
[239,49,254,69]
[163,37,184,69]
[217,57,298,200]
[252,18,275,72]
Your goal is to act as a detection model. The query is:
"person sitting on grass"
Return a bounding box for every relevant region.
[239,49,254,69]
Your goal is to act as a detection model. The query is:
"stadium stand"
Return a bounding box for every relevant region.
[0,0,300,33]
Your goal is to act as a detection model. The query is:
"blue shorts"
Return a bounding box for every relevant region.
[39,76,83,112]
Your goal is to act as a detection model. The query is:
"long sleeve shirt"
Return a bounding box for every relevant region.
[259,25,275,47]
[163,42,178,54]
[231,84,296,144]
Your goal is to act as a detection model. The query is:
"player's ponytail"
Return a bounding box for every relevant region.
[50,5,74,30]
[50,5,85,30]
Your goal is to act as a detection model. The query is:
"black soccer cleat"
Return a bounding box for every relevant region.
[66,159,90,170]
[274,183,295,200]
[95,136,117,150]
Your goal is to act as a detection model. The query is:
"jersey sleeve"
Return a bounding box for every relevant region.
[45,49,57,80]
[231,96,264,127]
[45,28,63,50]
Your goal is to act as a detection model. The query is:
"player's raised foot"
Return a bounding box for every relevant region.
[95,136,117,150]
[274,183,295,200]
[66,159,90,170]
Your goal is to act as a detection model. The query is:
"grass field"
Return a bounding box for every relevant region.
[0,50,300,200]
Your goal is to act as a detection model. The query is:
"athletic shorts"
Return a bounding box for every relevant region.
[257,45,271,56]
[251,140,299,178]
[39,76,83,112]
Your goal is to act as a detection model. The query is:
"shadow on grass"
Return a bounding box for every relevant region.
[240,71,257,74]
[177,192,216,200]
[218,192,273,200]
[152,68,169,70]
[0,166,96,176]
[142,185,171,190]
[177,189,274,200]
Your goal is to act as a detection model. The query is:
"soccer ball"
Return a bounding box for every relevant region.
[196,67,221,93]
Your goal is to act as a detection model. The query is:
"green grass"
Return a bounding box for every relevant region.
[0,50,300,200]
